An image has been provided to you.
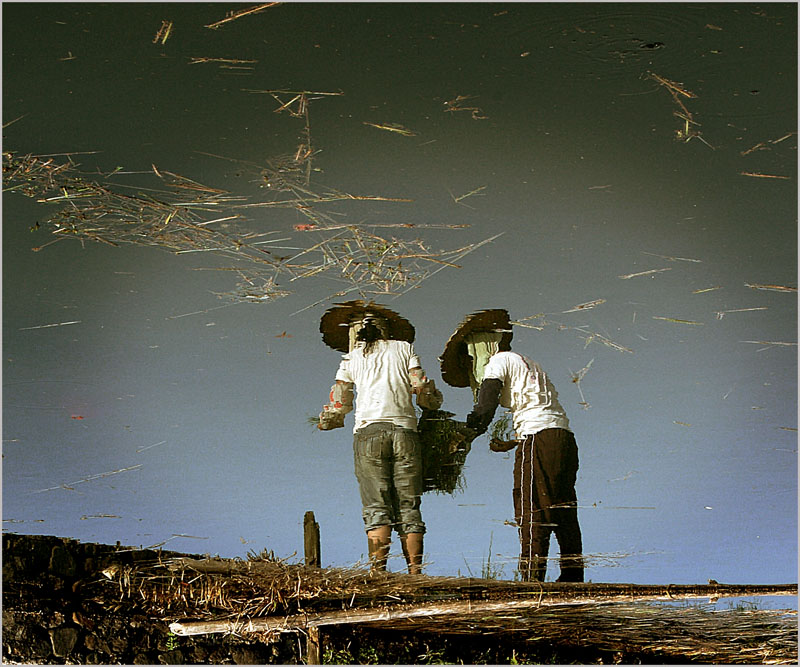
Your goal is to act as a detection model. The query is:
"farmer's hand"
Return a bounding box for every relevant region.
[489,438,518,453]
[465,411,488,436]
[318,411,345,430]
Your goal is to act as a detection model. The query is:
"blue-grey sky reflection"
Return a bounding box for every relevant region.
[3,3,796,587]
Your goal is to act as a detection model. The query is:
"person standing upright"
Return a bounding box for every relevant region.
[318,301,442,574]
[440,309,584,582]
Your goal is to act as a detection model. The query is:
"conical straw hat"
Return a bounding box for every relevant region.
[319,300,415,352]
[439,309,512,387]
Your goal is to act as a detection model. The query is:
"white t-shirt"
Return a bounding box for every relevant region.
[482,351,570,436]
[335,340,422,433]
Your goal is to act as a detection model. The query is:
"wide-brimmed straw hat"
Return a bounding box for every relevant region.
[319,300,416,352]
[439,309,513,387]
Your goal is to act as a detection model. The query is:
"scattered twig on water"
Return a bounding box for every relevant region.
[166,304,237,320]
[646,71,697,99]
[153,20,173,45]
[570,359,594,385]
[241,89,341,187]
[609,471,637,482]
[619,268,672,279]
[189,57,258,65]
[562,299,606,313]
[740,340,797,347]
[739,171,791,180]
[395,233,504,296]
[580,331,634,354]
[244,88,342,99]
[450,185,487,208]
[569,359,594,409]
[741,131,797,155]
[215,272,292,303]
[2,113,28,129]
[642,251,701,263]
[714,307,767,320]
[205,3,280,29]
[673,111,715,148]
[740,142,770,156]
[770,131,797,144]
[443,94,488,120]
[218,65,256,72]
[293,222,469,232]
[29,465,143,494]
[513,313,634,354]
[136,440,167,453]
[645,71,713,148]
[645,70,696,116]
[19,320,81,331]
[653,316,704,325]
[744,283,797,293]
[340,193,414,202]
[362,122,417,137]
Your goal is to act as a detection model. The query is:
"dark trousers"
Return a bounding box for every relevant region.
[513,428,583,582]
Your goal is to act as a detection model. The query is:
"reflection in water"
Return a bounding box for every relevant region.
[1,2,796,588]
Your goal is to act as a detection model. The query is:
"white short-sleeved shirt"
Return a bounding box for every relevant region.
[482,351,570,436]
[335,339,421,433]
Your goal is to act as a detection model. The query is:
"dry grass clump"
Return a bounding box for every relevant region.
[101,552,447,621]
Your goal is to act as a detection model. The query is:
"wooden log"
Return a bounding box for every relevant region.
[168,583,797,637]
[304,511,321,568]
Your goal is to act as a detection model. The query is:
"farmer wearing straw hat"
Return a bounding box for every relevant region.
[440,309,584,583]
[317,301,443,575]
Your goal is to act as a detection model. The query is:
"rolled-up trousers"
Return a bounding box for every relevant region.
[513,428,583,582]
[353,422,425,535]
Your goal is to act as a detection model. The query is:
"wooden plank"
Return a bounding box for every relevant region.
[168,583,797,637]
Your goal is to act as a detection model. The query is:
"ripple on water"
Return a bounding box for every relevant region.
[507,4,719,83]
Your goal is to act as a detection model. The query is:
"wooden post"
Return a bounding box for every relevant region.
[306,626,322,665]
[304,511,321,568]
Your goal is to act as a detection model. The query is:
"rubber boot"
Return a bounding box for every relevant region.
[366,526,391,573]
[400,532,424,575]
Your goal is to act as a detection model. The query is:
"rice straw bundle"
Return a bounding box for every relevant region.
[417,410,476,494]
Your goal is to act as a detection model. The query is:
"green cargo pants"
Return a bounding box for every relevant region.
[353,422,425,534]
